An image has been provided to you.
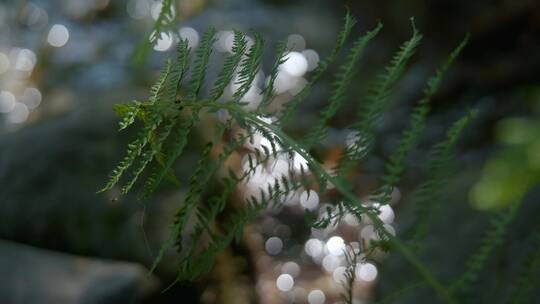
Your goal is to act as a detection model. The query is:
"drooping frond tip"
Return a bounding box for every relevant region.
[132,0,175,65]
[382,35,469,187]
[410,108,477,244]
[302,22,382,148]
[451,200,521,295]
[337,21,422,172]
[98,60,174,194]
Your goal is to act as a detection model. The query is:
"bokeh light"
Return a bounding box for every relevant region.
[265,236,283,255]
[0,91,16,113]
[326,236,345,256]
[286,34,306,51]
[47,24,70,47]
[178,26,200,49]
[126,0,150,20]
[279,51,308,77]
[307,289,325,304]
[356,262,378,282]
[276,274,294,292]
[7,102,30,124]
[153,31,174,51]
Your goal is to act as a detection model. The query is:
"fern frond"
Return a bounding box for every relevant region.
[148,0,175,51]
[141,113,198,198]
[149,127,247,274]
[509,225,540,304]
[135,41,194,197]
[342,20,422,166]
[98,60,173,193]
[341,245,359,304]
[174,197,267,282]
[175,169,307,281]
[173,39,192,96]
[105,15,477,301]
[209,31,248,101]
[121,40,193,194]
[132,0,175,65]
[172,142,218,251]
[302,23,383,149]
[233,32,265,100]
[148,140,216,275]
[116,101,142,131]
[174,99,454,302]
[187,28,216,100]
[120,119,177,194]
[120,41,192,195]
[259,40,288,110]
[279,10,357,125]
[165,124,308,280]
[149,60,174,107]
[410,109,478,244]
[381,36,469,187]
[451,200,521,297]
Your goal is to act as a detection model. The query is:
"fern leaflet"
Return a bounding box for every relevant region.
[381,36,469,187]
[279,11,357,125]
[302,23,382,149]
[410,109,478,244]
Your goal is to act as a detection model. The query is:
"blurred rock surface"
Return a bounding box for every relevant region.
[0,239,158,304]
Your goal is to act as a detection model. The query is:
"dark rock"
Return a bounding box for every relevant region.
[0,240,158,304]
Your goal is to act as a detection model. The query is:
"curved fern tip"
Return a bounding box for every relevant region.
[344,8,357,27]
[409,17,418,32]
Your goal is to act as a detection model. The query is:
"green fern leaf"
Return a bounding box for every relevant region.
[508,225,540,304]
[343,19,422,166]
[187,28,216,100]
[259,40,288,110]
[209,31,248,101]
[279,10,357,125]
[233,32,265,100]
[115,101,143,131]
[451,200,521,297]
[410,109,478,244]
[120,40,192,195]
[381,35,469,187]
[98,60,173,193]
[132,0,175,65]
[302,22,382,149]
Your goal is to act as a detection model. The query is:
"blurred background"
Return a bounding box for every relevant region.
[0,0,539,303]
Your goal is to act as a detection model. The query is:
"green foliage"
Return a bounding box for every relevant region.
[450,200,521,298]
[279,11,356,125]
[209,31,248,101]
[341,246,359,304]
[509,225,540,304]
[115,100,142,131]
[99,40,192,196]
[302,23,383,149]
[99,60,174,193]
[381,36,469,187]
[233,32,265,101]
[133,0,175,65]
[99,10,505,304]
[409,109,478,244]
[259,40,288,109]
[187,28,216,100]
[342,19,422,167]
